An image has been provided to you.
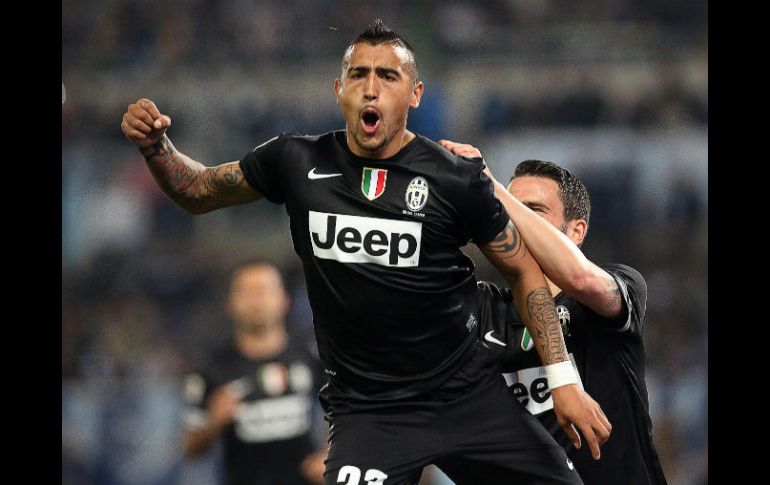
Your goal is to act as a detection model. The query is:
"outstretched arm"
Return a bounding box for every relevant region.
[121,98,262,214]
[494,182,624,318]
[440,139,624,320]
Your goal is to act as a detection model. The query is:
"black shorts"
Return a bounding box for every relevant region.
[320,339,581,485]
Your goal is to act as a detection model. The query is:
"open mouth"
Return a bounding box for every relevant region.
[360,108,381,135]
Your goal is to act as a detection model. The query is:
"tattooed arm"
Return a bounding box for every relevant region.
[479,220,569,366]
[489,177,623,319]
[438,139,623,319]
[140,135,260,214]
[440,137,569,365]
[122,98,262,214]
[481,217,611,460]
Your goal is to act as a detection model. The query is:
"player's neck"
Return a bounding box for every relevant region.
[235,324,288,360]
[346,128,416,159]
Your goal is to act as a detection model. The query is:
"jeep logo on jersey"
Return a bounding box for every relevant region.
[502,353,582,416]
[361,167,387,200]
[405,176,429,211]
[309,211,422,267]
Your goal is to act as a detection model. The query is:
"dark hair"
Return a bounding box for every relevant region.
[342,19,418,83]
[512,160,591,225]
[229,258,285,288]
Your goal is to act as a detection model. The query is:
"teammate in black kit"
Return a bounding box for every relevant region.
[438,143,668,484]
[121,20,611,484]
[182,261,325,485]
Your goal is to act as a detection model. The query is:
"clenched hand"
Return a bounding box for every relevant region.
[121,98,172,149]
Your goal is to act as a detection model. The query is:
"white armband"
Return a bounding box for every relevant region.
[544,359,580,390]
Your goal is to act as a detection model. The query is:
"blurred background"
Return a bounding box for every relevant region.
[62,1,707,484]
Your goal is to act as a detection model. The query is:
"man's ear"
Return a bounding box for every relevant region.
[333,79,342,103]
[410,81,424,108]
[566,219,588,247]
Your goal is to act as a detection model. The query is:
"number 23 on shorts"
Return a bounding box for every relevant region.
[337,465,388,485]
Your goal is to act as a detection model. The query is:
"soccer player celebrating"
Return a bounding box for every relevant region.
[122,20,609,484]
[440,140,667,485]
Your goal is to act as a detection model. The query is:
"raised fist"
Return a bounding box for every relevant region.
[121,98,172,149]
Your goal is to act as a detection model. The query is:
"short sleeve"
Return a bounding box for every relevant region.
[238,134,291,204]
[458,158,511,245]
[601,263,648,336]
[476,280,516,339]
[476,281,529,372]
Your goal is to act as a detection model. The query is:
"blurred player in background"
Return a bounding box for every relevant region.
[124,20,611,484]
[439,140,668,484]
[182,260,325,485]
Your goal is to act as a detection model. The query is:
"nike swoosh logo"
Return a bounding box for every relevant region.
[484,331,507,347]
[308,167,343,180]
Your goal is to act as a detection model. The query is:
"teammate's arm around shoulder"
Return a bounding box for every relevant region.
[438,138,627,321]
[442,139,612,460]
[489,176,625,320]
[121,98,263,214]
[481,222,613,460]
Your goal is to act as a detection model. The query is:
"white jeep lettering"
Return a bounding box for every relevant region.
[502,353,582,415]
[309,211,422,267]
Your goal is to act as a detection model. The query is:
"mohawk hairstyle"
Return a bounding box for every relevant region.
[341,19,419,84]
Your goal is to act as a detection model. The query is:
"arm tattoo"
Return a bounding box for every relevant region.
[486,221,527,259]
[190,164,246,202]
[605,279,622,310]
[141,135,197,193]
[527,287,568,364]
[140,135,176,165]
[139,135,249,211]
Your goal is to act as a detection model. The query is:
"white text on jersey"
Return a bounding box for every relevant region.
[309,211,422,267]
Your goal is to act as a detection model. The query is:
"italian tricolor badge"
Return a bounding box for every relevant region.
[362,167,387,201]
[521,328,534,351]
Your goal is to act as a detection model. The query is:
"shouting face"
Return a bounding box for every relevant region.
[334,42,423,158]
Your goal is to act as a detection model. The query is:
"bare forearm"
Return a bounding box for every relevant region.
[481,222,569,365]
[504,254,569,365]
[493,180,623,317]
[515,276,569,365]
[492,180,590,286]
[140,135,259,214]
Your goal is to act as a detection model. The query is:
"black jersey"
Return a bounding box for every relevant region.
[239,131,509,401]
[183,339,323,485]
[476,264,668,485]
